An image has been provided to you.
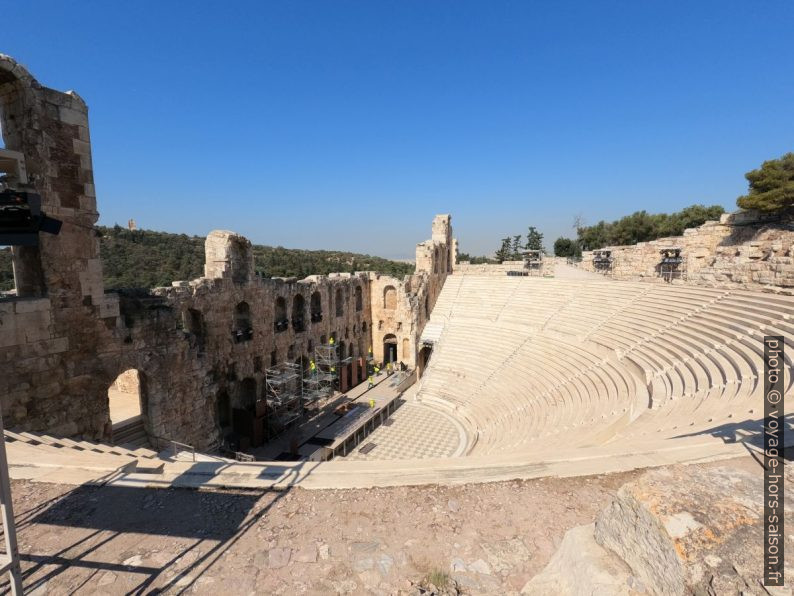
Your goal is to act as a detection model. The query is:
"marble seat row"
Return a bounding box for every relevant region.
[414,274,793,458]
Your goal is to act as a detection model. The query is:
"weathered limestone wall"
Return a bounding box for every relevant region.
[0,55,452,450]
[0,55,123,439]
[455,259,554,276]
[371,215,455,366]
[579,212,794,293]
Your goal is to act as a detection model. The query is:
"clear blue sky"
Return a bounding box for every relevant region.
[4,1,793,258]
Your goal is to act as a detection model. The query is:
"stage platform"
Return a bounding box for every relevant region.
[250,369,415,462]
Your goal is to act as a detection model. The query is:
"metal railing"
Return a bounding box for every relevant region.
[153,436,196,462]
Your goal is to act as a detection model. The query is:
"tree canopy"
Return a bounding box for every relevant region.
[525,227,544,251]
[553,237,581,258]
[736,152,794,212]
[575,204,725,251]
[0,226,415,292]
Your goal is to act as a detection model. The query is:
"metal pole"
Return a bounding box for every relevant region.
[0,408,23,595]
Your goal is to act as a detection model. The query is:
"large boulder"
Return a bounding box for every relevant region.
[526,464,794,595]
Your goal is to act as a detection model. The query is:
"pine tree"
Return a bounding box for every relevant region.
[737,152,794,212]
[525,227,544,251]
[511,235,522,259]
[495,237,512,262]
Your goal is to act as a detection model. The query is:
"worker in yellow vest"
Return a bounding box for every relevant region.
[368,375,374,388]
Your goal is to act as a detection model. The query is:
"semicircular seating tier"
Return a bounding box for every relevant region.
[416,275,794,458]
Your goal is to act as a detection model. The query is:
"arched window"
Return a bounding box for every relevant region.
[274,297,288,332]
[425,296,430,319]
[183,308,205,351]
[383,285,397,310]
[292,294,306,332]
[233,302,252,342]
[310,291,322,323]
[230,238,252,285]
[335,288,343,317]
[383,334,398,363]
[355,286,363,311]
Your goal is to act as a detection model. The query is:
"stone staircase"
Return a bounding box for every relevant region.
[3,429,165,482]
[111,417,148,450]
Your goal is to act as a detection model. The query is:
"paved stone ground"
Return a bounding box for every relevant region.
[0,455,765,595]
[344,403,464,461]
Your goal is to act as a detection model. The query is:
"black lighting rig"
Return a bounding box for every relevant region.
[592,249,613,273]
[0,187,62,246]
[0,150,62,246]
[659,247,684,282]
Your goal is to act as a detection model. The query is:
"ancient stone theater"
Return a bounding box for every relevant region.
[1,54,792,594]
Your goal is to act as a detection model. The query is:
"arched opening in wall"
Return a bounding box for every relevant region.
[108,369,145,440]
[424,296,429,320]
[402,338,410,361]
[355,285,362,311]
[230,238,251,285]
[292,294,306,332]
[335,288,343,317]
[234,301,252,342]
[183,308,205,350]
[274,296,288,332]
[383,334,398,364]
[418,345,433,376]
[0,68,47,298]
[217,390,231,429]
[383,285,397,310]
[310,290,322,322]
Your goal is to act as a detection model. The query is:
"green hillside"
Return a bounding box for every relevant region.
[0,226,414,291]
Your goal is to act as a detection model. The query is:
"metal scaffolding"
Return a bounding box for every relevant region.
[659,247,685,282]
[593,249,614,275]
[264,361,303,438]
[304,344,340,406]
[522,249,543,276]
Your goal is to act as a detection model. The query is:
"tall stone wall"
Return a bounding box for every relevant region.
[579,212,794,293]
[371,215,455,366]
[0,55,123,440]
[0,54,453,450]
